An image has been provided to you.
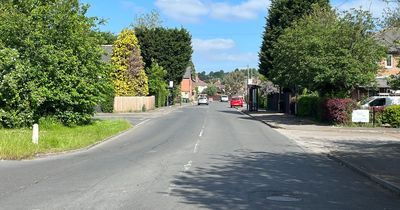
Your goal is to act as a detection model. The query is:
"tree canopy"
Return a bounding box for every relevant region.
[259,0,330,81]
[135,27,193,88]
[111,29,149,96]
[223,70,246,95]
[0,0,110,127]
[270,6,386,96]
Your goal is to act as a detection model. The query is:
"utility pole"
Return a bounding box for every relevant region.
[247,65,249,111]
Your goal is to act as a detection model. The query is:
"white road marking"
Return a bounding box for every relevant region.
[184,160,192,171]
[199,129,204,137]
[136,119,150,127]
[193,141,200,153]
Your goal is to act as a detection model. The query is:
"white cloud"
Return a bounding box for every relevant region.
[334,0,394,18]
[192,38,235,52]
[210,52,258,62]
[155,0,270,22]
[120,0,145,13]
[155,0,208,23]
[210,0,270,20]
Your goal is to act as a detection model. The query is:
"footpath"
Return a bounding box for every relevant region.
[243,110,400,196]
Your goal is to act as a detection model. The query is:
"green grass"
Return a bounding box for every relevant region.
[0,119,132,160]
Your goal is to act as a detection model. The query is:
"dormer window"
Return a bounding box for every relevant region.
[386,54,393,68]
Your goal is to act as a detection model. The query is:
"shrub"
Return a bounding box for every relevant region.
[297,95,320,117]
[370,106,385,126]
[382,105,400,127]
[0,2,111,127]
[323,98,356,124]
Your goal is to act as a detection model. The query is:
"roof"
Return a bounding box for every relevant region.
[195,79,207,87]
[183,66,192,79]
[376,77,390,88]
[101,45,113,63]
[375,28,400,54]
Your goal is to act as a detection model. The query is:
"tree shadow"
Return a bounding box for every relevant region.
[242,111,326,126]
[330,140,400,187]
[167,150,400,210]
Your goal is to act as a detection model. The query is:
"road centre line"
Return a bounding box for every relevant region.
[184,160,192,171]
[199,129,204,137]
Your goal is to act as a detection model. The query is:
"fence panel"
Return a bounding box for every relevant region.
[113,96,155,113]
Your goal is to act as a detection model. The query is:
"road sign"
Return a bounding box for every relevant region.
[352,110,369,123]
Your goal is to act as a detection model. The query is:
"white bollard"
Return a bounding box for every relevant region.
[32,123,39,144]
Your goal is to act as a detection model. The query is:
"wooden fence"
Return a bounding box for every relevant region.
[114,96,155,113]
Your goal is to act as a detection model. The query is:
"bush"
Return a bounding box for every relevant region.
[99,84,115,113]
[370,106,385,126]
[0,2,111,128]
[323,98,356,124]
[382,105,400,127]
[297,95,320,117]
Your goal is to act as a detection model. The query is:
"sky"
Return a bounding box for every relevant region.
[81,0,395,73]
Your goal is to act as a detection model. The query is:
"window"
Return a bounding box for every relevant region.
[369,98,386,107]
[386,54,393,68]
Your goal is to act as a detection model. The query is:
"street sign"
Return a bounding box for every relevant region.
[352,110,369,123]
[169,81,173,88]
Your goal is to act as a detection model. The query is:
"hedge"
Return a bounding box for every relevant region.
[382,105,400,128]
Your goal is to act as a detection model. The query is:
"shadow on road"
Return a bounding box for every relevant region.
[218,110,244,115]
[168,150,400,210]
[330,140,400,189]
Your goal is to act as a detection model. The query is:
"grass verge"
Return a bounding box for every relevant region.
[0,119,132,160]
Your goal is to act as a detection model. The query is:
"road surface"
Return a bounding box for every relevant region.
[1,103,400,209]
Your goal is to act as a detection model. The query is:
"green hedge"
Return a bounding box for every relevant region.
[297,95,322,119]
[382,105,400,128]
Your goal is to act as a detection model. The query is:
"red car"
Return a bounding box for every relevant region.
[230,96,244,108]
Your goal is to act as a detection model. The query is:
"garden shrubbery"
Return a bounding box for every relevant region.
[382,105,400,128]
[0,1,112,127]
[297,95,321,118]
[323,98,356,124]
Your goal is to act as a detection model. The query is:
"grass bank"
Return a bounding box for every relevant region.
[0,119,132,160]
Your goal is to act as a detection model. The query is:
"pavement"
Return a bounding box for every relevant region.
[243,110,400,196]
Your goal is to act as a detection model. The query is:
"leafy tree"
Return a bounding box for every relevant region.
[135,27,193,89]
[271,6,386,96]
[0,0,111,127]
[203,85,218,97]
[96,31,118,45]
[111,29,149,96]
[259,0,330,80]
[132,9,163,29]
[223,70,246,95]
[147,61,168,107]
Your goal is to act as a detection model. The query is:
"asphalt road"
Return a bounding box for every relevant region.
[1,102,400,210]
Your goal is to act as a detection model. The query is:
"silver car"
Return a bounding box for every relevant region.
[198,96,209,105]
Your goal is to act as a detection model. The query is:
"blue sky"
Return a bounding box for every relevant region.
[81,0,394,73]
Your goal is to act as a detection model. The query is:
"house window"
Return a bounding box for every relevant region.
[386,54,393,68]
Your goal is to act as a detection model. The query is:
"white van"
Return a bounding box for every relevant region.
[360,96,400,109]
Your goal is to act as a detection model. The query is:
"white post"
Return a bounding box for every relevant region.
[32,123,39,144]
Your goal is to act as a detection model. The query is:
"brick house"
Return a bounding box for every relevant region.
[352,28,400,100]
[180,66,195,102]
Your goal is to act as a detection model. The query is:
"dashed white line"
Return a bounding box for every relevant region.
[199,129,204,137]
[194,141,200,153]
[184,160,192,171]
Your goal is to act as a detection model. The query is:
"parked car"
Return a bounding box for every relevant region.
[230,96,243,108]
[360,96,400,109]
[220,95,229,102]
[198,96,209,105]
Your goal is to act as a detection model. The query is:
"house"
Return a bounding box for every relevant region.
[180,66,195,102]
[194,74,208,95]
[352,28,400,100]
